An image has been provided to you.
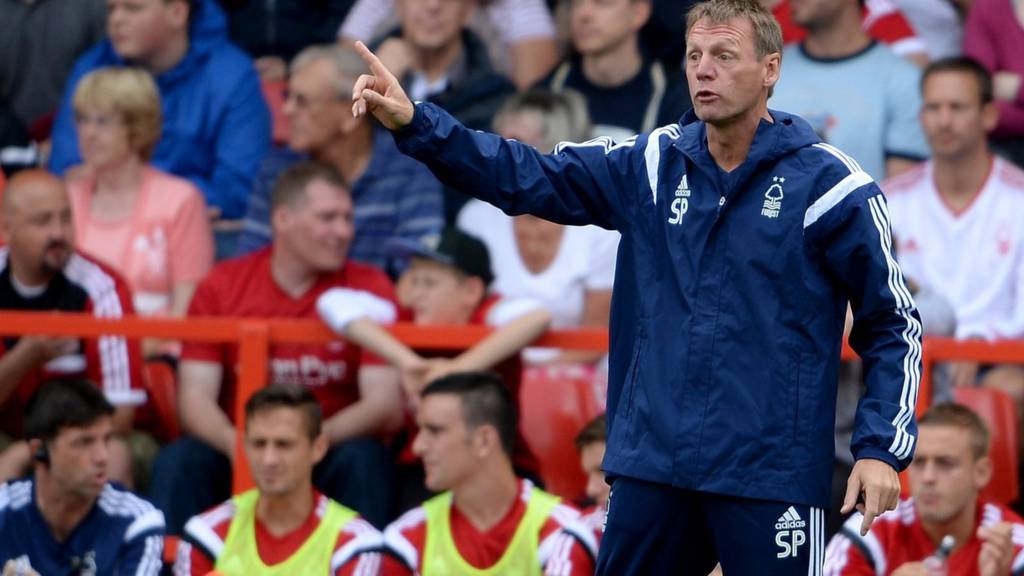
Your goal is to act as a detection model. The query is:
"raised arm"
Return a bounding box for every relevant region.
[350,42,648,231]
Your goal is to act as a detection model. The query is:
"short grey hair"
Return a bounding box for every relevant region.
[290,44,369,99]
[686,0,783,59]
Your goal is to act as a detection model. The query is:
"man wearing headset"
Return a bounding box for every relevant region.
[0,379,165,576]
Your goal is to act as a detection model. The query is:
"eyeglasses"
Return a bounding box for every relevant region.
[73,112,124,128]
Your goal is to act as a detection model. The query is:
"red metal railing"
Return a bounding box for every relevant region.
[2,311,1022,492]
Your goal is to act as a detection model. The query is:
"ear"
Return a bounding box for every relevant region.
[763,52,782,91]
[311,432,329,466]
[167,0,191,31]
[473,425,500,459]
[632,0,653,30]
[982,101,999,133]
[974,455,993,491]
[271,204,291,234]
[338,106,362,135]
[460,277,486,310]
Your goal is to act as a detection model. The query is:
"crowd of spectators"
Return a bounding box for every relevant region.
[1,0,1024,573]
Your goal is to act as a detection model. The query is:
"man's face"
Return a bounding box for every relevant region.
[48,418,113,501]
[245,407,324,498]
[396,0,473,53]
[405,259,478,326]
[1,179,74,277]
[909,424,990,525]
[284,59,348,153]
[685,17,778,126]
[921,71,996,161]
[570,0,649,58]
[412,393,478,491]
[75,108,136,170]
[789,0,847,29]
[106,0,186,63]
[274,179,354,274]
[580,441,609,507]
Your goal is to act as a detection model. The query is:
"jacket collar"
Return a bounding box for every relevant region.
[673,108,820,192]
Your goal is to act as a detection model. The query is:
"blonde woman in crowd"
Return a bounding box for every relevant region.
[67,67,214,356]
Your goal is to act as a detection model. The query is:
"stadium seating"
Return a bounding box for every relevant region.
[519,366,604,502]
[954,386,1020,505]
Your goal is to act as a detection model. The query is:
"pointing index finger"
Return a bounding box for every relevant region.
[353,41,398,85]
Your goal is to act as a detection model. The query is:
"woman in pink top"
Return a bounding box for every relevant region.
[67,68,214,339]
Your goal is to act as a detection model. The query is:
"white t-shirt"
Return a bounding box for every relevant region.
[882,157,1024,340]
[457,200,620,362]
[892,0,964,59]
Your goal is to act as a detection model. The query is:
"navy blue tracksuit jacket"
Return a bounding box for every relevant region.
[394,103,923,509]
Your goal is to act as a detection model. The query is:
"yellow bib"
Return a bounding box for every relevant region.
[422,486,560,576]
[215,489,357,576]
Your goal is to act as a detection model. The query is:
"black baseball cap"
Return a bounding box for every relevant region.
[387,227,494,286]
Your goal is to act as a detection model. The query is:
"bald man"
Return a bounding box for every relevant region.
[0,170,142,484]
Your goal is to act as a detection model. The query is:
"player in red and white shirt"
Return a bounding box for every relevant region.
[377,373,596,576]
[174,384,385,576]
[150,162,403,535]
[824,403,1024,575]
[0,170,143,483]
[882,58,1024,392]
[771,0,928,65]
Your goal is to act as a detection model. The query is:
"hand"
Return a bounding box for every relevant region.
[890,562,929,576]
[399,355,429,411]
[15,336,77,365]
[994,71,1022,103]
[254,56,287,82]
[423,357,459,387]
[977,522,1014,576]
[375,38,415,81]
[950,361,980,388]
[842,458,900,536]
[351,41,415,130]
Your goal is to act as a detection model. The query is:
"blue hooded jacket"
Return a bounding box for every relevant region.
[395,103,922,508]
[48,0,270,219]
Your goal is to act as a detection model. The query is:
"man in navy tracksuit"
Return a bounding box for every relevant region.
[350,0,923,573]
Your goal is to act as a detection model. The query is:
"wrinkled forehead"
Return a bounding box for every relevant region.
[686,16,756,51]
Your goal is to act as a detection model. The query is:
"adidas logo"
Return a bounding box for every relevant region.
[775,506,806,530]
[675,175,691,198]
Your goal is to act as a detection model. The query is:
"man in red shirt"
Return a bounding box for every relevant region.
[174,383,384,575]
[0,170,143,485]
[380,372,596,575]
[149,162,404,534]
[824,403,1024,575]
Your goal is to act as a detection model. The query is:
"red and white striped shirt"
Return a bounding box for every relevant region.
[0,248,144,436]
[174,491,383,576]
[824,498,1024,575]
[381,480,597,576]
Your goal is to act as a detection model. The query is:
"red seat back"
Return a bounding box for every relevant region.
[954,387,1019,505]
[519,366,604,501]
[143,360,180,442]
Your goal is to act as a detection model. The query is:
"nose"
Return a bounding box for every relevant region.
[412,430,428,457]
[694,54,716,81]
